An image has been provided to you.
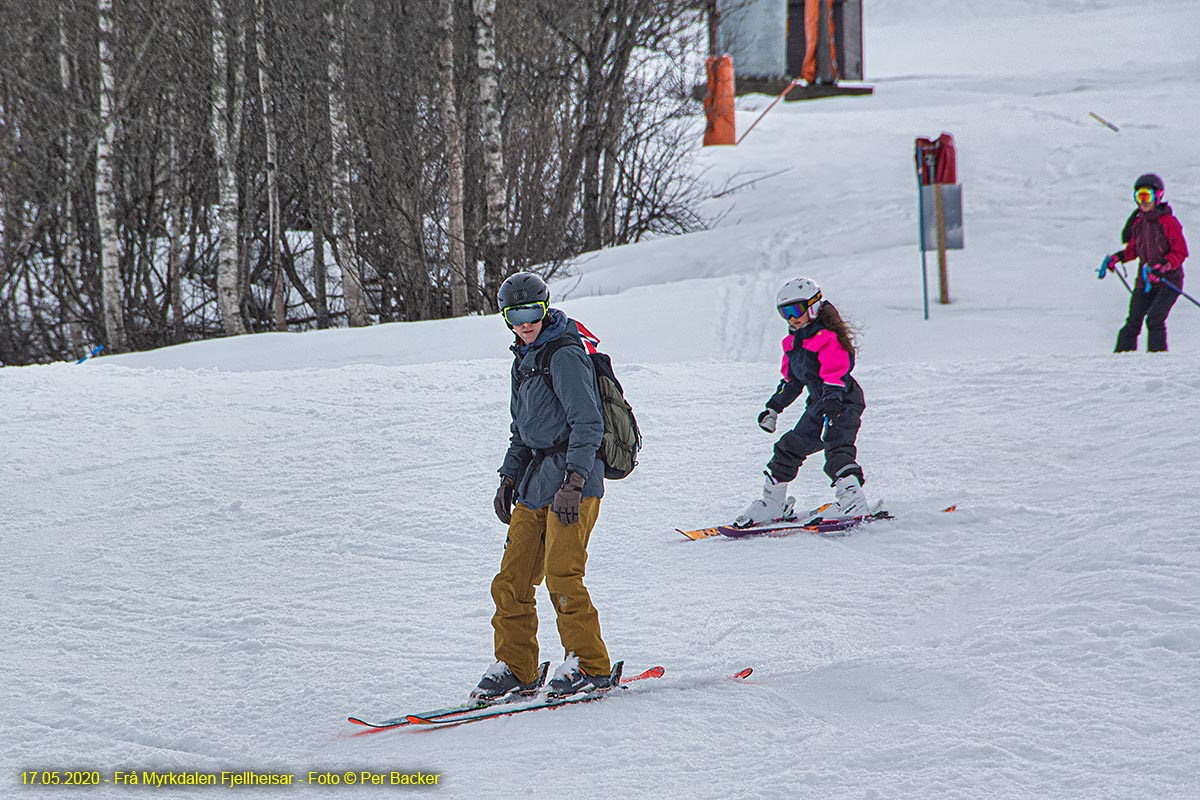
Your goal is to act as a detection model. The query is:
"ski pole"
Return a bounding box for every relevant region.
[1098,258,1198,308]
[1097,257,1134,295]
[1110,264,1134,295]
[1156,275,1200,310]
[1137,262,1200,308]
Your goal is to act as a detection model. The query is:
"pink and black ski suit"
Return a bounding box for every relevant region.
[763,316,865,486]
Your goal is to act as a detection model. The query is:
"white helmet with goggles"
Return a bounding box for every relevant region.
[776,277,822,321]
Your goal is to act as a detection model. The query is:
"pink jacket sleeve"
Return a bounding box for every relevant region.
[801,329,850,388]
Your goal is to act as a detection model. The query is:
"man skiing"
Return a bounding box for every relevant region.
[738,277,872,527]
[1103,173,1189,352]
[475,272,614,702]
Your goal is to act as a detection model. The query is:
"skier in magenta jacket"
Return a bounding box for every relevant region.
[737,277,871,527]
[1104,173,1189,352]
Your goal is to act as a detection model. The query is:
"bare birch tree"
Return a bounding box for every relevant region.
[165,99,186,342]
[95,0,128,351]
[439,0,468,316]
[326,0,369,327]
[57,0,85,356]
[254,0,285,330]
[210,0,248,335]
[0,0,709,364]
[473,0,507,304]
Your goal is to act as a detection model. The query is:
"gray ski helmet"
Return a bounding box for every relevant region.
[1134,173,1165,192]
[497,272,549,310]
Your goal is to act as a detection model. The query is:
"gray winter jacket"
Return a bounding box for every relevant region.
[498,309,604,509]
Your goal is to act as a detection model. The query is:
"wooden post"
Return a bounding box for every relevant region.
[934,183,950,304]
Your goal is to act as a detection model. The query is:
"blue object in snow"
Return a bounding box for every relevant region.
[75,345,104,365]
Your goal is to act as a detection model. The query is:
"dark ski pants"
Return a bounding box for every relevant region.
[490,497,609,684]
[1116,284,1180,352]
[767,382,865,486]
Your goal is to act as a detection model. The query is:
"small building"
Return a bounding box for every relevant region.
[712,0,871,100]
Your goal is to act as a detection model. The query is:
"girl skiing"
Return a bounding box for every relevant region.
[1103,173,1189,352]
[737,277,871,527]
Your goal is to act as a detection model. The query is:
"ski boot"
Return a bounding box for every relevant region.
[809,474,871,521]
[469,661,549,703]
[546,661,624,698]
[733,471,794,528]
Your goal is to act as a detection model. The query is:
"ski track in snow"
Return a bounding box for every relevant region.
[5,0,1200,797]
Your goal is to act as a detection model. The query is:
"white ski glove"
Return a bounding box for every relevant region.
[757,408,778,433]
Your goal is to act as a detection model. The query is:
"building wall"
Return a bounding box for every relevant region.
[718,0,788,78]
[837,0,864,80]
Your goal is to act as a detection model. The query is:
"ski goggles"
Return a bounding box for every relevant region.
[501,301,548,326]
[1134,187,1159,204]
[777,293,821,320]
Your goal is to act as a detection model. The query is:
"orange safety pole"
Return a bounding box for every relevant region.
[802,0,837,83]
[801,0,819,83]
[703,55,736,146]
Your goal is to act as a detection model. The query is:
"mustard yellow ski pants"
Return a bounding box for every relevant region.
[490,497,610,684]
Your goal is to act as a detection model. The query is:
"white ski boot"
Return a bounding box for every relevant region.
[826,474,870,519]
[734,472,795,528]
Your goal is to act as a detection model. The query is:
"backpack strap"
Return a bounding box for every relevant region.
[517,441,570,497]
[514,334,583,392]
[511,336,586,488]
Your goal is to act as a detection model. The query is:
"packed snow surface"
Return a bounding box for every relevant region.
[4,1,1199,797]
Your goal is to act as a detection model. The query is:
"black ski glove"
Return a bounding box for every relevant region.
[551,472,585,526]
[821,396,844,421]
[494,475,515,524]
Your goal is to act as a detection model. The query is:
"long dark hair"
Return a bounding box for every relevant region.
[817,302,858,357]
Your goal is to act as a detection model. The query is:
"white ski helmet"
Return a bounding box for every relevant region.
[776,277,822,320]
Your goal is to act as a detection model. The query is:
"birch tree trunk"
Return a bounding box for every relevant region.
[95,0,128,351]
[210,0,248,335]
[326,0,370,327]
[58,0,85,356]
[473,0,507,304]
[438,0,468,317]
[166,110,185,342]
[255,0,285,330]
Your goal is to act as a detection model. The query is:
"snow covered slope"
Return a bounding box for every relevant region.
[4,1,1199,798]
